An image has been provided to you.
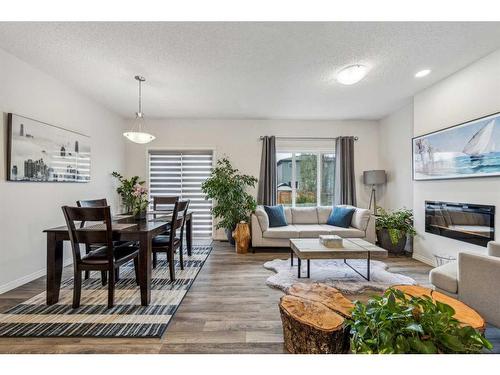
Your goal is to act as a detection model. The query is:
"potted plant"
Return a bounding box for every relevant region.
[201,157,258,245]
[112,172,146,214]
[349,288,492,354]
[376,207,416,254]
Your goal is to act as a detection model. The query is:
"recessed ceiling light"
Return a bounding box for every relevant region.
[336,65,368,85]
[415,69,431,78]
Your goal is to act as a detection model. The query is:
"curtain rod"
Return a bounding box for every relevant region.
[259,136,359,141]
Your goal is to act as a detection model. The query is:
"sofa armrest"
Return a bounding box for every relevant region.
[364,215,376,244]
[251,213,265,247]
[458,252,500,326]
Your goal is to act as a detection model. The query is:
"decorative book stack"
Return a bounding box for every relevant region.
[319,235,344,248]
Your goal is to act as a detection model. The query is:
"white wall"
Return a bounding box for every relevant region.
[413,49,500,265]
[0,48,126,292]
[125,118,381,238]
[378,103,414,210]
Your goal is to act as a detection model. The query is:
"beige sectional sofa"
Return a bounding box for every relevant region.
[251,205,375,247]
[429,241,500,327]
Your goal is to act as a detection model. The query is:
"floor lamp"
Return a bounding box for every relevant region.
[363,170,387,215]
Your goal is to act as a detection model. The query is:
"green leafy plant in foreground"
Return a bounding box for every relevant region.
[349,288,492,354]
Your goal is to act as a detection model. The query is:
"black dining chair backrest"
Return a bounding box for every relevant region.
[61,206,114,263]
[153,196,179,211]
[77,198,108,208]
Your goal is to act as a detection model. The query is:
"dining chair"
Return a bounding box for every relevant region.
[151,196,179,266]
[77,198,132,282]
[151,200,189,281]
[176,200,190,270]
[62,205,140,309]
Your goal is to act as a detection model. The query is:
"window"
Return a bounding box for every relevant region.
[277,151,335,207]
[149,150,213,238]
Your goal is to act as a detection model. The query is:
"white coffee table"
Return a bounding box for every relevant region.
[289,238,388,280]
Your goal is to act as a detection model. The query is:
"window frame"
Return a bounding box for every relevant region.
[276,148,335,207]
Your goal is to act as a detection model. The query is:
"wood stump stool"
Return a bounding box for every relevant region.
[279,283,354,354]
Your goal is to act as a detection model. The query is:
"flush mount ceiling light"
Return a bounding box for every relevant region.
[336,64,369,85]
[123,75,156,144]
[415,69,431,78]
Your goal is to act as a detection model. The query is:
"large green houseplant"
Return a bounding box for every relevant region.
[201,157,258,244]
[349,288,492,354]
[376,207,416,254]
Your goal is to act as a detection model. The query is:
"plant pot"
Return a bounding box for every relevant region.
[376,229,407,254]
[225,227,236,245]
[133,210,147,221]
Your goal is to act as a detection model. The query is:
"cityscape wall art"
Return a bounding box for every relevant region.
[7,113,91,182]
[413,112,500,181]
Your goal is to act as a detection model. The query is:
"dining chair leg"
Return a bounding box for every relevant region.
[107,268,115,309]
[84,270,90,280]
[133,258,140,286]
[72,270,82,309]
[101,271,107,286]
[152,252,157,269]
[167,249,175,281]
[179,246,184,270]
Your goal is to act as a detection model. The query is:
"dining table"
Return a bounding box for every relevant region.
[43,211,193,306]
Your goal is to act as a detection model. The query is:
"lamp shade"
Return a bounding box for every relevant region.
[363,170,386,185]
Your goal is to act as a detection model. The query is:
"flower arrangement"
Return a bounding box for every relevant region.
[131,183,149,216]
[112,171,149,216]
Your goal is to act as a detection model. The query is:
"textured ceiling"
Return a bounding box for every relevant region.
[1,22,500,120]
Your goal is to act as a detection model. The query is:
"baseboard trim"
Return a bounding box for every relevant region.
[412,252,435,267]
[0,258,72,295]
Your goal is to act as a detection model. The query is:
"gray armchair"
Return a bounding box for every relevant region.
[429,241,500,327]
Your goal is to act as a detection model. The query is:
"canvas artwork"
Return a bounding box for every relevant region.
[413,112,500,180]
[7,114,91,182]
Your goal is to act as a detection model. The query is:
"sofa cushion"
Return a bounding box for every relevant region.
[320,225,365,238]
[317,206,333,224]
[263,225,299,239]
[327,206,355,228]
[291,207,319,224]
[429,261,458,294]
[294,224,333,238]
[254,207,269,231]
[284,207,292,224]
[351,208,371,231]
[264,205,288,227]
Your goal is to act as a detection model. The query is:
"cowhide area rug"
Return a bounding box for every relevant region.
[263,258,416,294]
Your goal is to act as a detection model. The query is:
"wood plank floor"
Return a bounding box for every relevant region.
[0,241,497,354]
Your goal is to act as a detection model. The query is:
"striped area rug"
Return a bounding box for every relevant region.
[0,245,212,338]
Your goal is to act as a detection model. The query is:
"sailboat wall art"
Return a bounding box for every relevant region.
[413,112,500,181]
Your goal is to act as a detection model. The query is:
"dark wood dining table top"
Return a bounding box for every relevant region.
[43,211,192,234]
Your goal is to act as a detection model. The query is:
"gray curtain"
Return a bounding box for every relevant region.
[257,136,277,205]
[334,136,357,206]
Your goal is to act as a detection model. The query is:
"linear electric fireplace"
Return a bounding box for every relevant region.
[425,201,495,247]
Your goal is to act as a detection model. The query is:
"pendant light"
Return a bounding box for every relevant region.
[123,75,156,144]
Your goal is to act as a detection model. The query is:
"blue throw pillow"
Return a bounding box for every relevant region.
[327,206,355,228]
[264,205,288,227]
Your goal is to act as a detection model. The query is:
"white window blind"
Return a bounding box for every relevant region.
[149,150,213,238]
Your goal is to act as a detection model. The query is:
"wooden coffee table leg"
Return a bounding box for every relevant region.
[297,258,301,278]
[307,259,310,278]
[290,249,294,266]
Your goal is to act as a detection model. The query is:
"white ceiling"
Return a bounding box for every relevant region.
[1,22,500,120]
